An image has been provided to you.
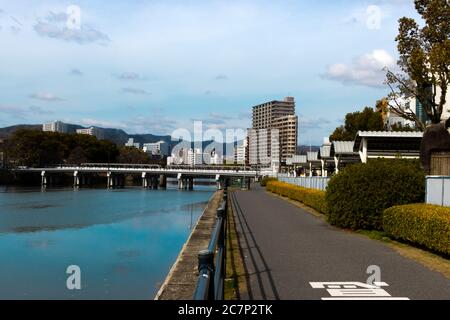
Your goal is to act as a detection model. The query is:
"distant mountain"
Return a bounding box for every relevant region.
[297,145,320,154]
[0,124,42,137]
[128,133,173,145]
[0,123,177,146]
[0,124,246,154]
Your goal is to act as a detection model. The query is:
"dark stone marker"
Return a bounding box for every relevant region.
[420,118,450,174]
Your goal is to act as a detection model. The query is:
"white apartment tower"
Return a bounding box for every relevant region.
[249,97,298,168]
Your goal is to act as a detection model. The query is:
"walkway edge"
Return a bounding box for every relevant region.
[154,190,223,300]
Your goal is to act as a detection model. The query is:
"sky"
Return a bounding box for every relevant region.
[0,0,420,145]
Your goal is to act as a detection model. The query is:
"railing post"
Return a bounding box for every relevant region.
[196,249,215,300]
[216,205,226,300]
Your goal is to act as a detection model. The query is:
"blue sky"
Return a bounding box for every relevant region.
[0,0,419,145]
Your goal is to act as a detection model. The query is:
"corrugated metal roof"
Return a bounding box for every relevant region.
[307,151,319,161]
[320,145,331,158]
[357,131,423,138]
[333,141,356,154]
[292,155,307,164]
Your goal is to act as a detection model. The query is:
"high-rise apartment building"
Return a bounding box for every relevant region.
[249,97,298,168]
[272,114,298,161]
[252,96,296,129]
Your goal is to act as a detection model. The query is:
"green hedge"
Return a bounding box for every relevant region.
[325,159,425,230]
[383,204,450,255]
[260,176,277,187]
[266,181,328,214]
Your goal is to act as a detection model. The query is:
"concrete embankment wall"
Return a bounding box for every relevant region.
[155,190,223,300]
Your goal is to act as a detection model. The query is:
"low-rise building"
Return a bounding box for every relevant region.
[76,127,104,140]
[234,137,249,165]
[143,141,169,157]
[125,138,140,149]
[42,121,68,133]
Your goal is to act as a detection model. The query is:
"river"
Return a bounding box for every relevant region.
[0,184,214,299]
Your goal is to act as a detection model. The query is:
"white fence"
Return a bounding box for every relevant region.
[277,176,330,191]
[426,176,450,206]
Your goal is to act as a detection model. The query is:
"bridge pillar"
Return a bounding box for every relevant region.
[142,172,148,188]
[73,171,79,187]
[159,175,167,189]
[107,172,113,189]
[41,171,47,187]
[216,174,222,190]
[178,175,188,190]
[188,177,194,190]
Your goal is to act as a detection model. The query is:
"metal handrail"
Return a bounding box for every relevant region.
[193,187,228,300]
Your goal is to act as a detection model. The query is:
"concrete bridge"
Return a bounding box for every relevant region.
[12,163,258,189]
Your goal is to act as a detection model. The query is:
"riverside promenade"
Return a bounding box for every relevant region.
[231,184,450,300]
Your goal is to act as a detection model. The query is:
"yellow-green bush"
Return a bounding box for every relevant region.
[260,176,277,187]
[266,181,328,214]
[383,204,450,255]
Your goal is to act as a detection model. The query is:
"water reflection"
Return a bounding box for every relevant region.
[0,186,214,299]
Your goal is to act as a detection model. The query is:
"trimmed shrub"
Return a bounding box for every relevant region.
[325,159,425,230]
[266,181,328,214]
[260,176,277,187]
[383,204,450,255]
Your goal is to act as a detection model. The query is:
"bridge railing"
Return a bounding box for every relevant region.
[193,188,228,300]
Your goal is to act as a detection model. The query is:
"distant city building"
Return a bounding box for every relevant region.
[272,114,298,162]
[249,96,297,170]
[42,121,68,133]
[167,147,223,166]
[188,148,203,166]
[143,141,169,157]
[234,137,249,165]
[248,128,280,171]
[125,138,140,149]
[76,127,104,140]
[208,152,223,165]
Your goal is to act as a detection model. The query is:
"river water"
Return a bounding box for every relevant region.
[0,184,214,299]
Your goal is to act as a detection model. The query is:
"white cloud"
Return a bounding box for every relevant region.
[34,11,110,45]
[323,49,396,88]
[28,92,64,102]
[81,118,124,129]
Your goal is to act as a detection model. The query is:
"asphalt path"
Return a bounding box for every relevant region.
[231,184,450,300]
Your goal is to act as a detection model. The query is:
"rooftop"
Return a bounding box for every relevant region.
[332,141,356,154]
[354,131,423,152]
[356,131,423,138]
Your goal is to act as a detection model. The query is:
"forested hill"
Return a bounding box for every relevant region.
[0,124,172,146]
